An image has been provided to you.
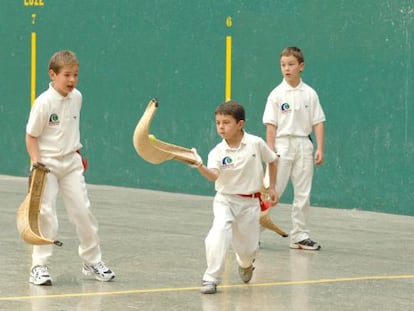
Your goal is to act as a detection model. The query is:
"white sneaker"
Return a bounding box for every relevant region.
[238,265,255,283]
[29,265,52,285]
[82,261,115,282]
[200,281,217,294]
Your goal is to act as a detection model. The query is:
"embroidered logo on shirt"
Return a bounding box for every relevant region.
[221,156,234,168]
[48,113,60,126]
[281,103,291,113]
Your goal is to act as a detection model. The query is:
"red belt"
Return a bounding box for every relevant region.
[76,150,88,171]
[237,192,270,212]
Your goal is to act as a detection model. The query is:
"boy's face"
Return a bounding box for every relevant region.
[280,55,304,87]
[49,64,79,96]
[215,113,244,140]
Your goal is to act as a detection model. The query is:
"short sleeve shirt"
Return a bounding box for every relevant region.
[262,79,326,137]
[26,83,83,157]
[207,132,277,194]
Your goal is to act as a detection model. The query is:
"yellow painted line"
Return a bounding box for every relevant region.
[225,35,232,101]
[220,274,414,289]
[31,32,36,106]
[0,274,413,301]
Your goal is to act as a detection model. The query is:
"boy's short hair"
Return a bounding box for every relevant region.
[48,50,79,74]
[215,100,245,122]
[280,46,304,63]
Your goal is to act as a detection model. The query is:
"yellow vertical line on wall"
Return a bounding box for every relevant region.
[31,32,36,106]
[225,35,232,101]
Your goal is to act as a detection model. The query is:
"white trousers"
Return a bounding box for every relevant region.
[275,136,314,243]
[202,193,260,284]
[32,152,102,267]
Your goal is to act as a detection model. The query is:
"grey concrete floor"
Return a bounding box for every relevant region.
[0,174,413,311]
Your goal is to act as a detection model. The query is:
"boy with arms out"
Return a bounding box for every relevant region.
[191,100,279,294]
[262,46,326,250]
[25,50,115,285]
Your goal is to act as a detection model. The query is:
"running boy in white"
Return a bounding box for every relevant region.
[191,100,279,294]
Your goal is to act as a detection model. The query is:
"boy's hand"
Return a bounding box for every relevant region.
[189,148,203,168]
[28,162,49,191]
[314,149,324,165]
[267,188,278,206]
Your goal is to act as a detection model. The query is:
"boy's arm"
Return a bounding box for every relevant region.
[190,148,219,181]
[265,124,277,152]
[267,160,277,190]
[25,134,41,163]
[267,158,278,206]
[195,165,219,182]
[313,122,325,165]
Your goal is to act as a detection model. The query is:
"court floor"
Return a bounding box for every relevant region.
[0,174,413,311]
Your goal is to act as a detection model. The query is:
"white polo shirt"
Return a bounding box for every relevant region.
[262,79,326,137]
[26,83,83,158]
[207,132,277,194]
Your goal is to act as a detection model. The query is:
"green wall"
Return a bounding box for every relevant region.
[1,1,413,216]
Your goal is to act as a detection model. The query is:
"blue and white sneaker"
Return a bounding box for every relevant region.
[30,265,52,285]
[290,238,321,250]
[82,261,115,282]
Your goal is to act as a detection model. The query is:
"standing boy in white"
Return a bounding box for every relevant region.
[25,50,115,285]
[262,46,326,250]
